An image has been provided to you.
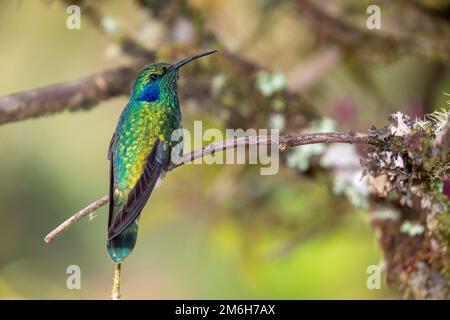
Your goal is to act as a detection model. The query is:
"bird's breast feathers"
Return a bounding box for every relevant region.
[111,102,181,196]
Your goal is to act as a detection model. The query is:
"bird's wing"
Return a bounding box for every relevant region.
[107,132,115,160]
[107,138,170,240]
[107,155,115,236]
[107,131,117,234]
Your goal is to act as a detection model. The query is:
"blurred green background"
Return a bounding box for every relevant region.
[0,0,448,299]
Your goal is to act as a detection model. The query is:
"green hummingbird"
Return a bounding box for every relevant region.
[107,50,217,263]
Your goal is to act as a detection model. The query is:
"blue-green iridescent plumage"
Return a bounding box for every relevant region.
[106,50,216,263]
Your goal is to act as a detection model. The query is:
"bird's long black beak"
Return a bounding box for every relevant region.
[167,50,217,73]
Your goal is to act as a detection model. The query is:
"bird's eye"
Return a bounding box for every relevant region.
[149,74,159,81]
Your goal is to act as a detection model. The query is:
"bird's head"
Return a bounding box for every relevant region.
[130,50,217,103]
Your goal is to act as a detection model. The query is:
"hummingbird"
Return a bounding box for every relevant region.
[106,50,217,263]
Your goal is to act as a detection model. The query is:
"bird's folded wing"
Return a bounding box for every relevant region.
[108,139,170,240]
[107,132,115,160]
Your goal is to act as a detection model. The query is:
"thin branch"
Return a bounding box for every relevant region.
[44,195,109,243]
[0,48,316,126]
[43,131,374,244]
[111,263,122,300]
[170,131,372,169]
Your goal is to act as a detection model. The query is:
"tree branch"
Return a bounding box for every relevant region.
[43,131,374,243]
[44,196,109,244]
[0,65,140,125]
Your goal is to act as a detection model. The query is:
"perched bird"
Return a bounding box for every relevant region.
[107,50,217,263]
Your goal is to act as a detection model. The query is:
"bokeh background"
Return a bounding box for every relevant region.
[0,0,449,299]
